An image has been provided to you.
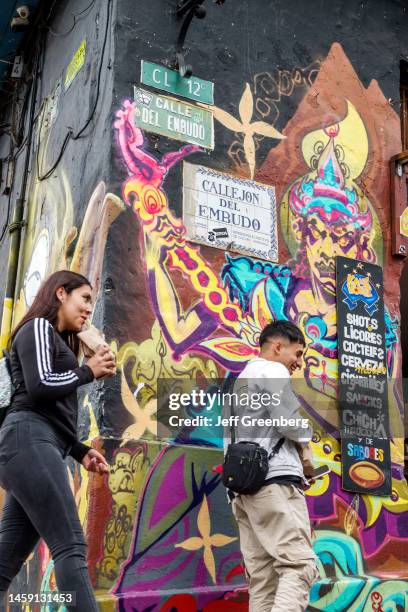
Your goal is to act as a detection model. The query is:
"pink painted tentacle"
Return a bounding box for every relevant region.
[161,145,202,171]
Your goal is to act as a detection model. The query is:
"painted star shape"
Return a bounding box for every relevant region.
[212,83,285,179]
[175,495,237,584]
[119,369,159,443]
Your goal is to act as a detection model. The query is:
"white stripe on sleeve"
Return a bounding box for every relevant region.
[41,318,76,381]
[34,318,79,386]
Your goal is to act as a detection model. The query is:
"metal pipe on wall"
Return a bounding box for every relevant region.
[0,40,41,351]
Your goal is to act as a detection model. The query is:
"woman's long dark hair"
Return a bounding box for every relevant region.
[11,270,92,355]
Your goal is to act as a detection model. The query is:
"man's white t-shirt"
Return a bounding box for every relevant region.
[223,357,313,479]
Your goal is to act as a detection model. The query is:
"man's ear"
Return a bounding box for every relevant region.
[273,340,282,354]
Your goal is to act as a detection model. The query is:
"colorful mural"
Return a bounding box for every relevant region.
[3,40,408,612]
[106,42,408,610]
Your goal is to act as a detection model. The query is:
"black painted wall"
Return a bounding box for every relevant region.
[103,0,408,435]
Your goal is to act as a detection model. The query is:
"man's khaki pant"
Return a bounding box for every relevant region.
[232,483,319,612]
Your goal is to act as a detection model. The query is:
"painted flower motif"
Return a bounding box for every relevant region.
[199,280,272,365]
[140,185,166,216]
[123,181,167,223]
[212,83,286,178]
[175,495,237,584]
[119,368,159,441]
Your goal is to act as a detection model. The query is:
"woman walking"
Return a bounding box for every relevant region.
[0,271,116,611]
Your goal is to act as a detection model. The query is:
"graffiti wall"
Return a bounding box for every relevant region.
[2,0,408,610]
[92,40,407,610]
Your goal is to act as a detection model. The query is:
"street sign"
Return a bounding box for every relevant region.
[183,162,278,261]
[141,60,214,105]
[133,87,214,149]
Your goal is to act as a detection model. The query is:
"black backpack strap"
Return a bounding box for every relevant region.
[229,380,236,444]
[268,437,285,460]
[228,377,249,445]
[221,375,238,444]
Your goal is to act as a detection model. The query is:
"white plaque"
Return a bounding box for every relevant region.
[183,163,278,261]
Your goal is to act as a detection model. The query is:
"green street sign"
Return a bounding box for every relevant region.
[141,61,214,105]
[133,87,214,150]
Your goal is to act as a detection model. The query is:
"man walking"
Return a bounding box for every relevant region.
[227,320,319,612]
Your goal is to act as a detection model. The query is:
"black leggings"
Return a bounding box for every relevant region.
[0,411,98,611]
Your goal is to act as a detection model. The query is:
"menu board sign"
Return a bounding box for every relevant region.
[336,256,391,495]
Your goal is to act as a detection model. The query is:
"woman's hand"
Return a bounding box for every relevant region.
[87,345,116,379]
[82,448,109,474]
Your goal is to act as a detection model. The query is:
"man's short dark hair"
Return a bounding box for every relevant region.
[259,320,306,347]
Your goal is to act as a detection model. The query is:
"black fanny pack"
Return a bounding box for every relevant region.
[222,438,285,494]
[221,378,285,495]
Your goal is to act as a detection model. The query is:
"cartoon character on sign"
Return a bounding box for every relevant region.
[341,272,379,315]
